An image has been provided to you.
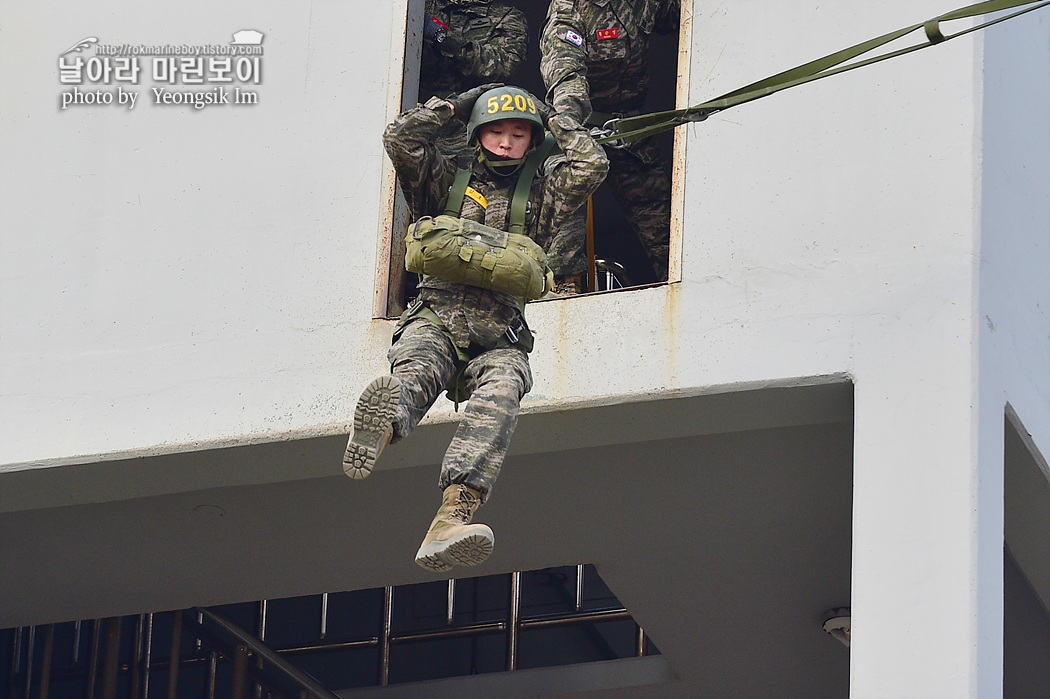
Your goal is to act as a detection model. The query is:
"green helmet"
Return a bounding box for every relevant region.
[467,86,546,148]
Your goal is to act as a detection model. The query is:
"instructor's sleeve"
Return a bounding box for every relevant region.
[539,0,591,124]
[537,113,609,235]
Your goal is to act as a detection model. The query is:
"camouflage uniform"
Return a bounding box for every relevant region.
[419,0,529,162]
[540,0,680,281]
[382,95,608,500]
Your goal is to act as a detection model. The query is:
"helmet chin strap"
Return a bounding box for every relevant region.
[476,145,533,177]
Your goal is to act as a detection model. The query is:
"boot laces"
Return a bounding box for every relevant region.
[450,488,480,523]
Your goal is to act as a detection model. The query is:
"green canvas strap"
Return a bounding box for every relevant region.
[597,0,1050,146]
[509,135,557,236]
[441,135,558,236]
[442,167,473,218]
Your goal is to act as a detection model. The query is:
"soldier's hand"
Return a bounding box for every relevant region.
[534,99,555,127]
[446,83,503,119]
[437,32,467,56]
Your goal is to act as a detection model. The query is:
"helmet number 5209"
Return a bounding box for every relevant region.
[486,93,538,115]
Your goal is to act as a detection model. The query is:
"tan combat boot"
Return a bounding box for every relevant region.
[414,484,494,572]
[343,376,401,479]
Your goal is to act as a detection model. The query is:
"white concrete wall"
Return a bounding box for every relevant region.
[1,0,403,467]
[679,3,985,696]
[978,8,1050,698]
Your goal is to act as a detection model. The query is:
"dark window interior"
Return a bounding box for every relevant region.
[397,0,680,311]
[0,565,657,697]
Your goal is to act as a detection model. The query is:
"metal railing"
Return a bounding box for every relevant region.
[4,564,648,699]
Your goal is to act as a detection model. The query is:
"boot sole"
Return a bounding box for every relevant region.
[415,527,494,572]
[343,376,400,479]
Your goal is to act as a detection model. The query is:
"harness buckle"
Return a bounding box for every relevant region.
[504,320,522,344]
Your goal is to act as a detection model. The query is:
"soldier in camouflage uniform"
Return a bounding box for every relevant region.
[344,84,608,572]
[419,0,528,161]
[540,0,680,284]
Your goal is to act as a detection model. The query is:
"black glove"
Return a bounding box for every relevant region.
[423,15,448,43]
[437,31,467,57]
[535,99,554,127]
[446,82,503,119]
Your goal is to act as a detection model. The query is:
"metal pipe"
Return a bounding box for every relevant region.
[230,645,250,699]
[507,572,521,671]
[38,625,55,699]
[166,612,182,699]
[87,620,102,699]
[279,638,380,656]
[255,600,268,699]
[518,608,632,631]
[379,587,393,687]
[179,603,629,661]
[194,608,342,699]
[23,626,36,699]
[9,627,22,699]
[130,615,144,699]
[101,618,121,699]
[205,652,217,699]
[142,613,154,699]
[446,580,456,626]
[319,593,329,641]
[586,196,596,291]
[390,623,506,644]
[575,565,585,612]
[257,601,268,643]
[72,621,82,665]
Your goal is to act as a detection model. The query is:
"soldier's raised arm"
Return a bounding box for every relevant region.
[536,112,609,237]
[446,4,528,86]
[539,0,592,124]
[382,98,457,219]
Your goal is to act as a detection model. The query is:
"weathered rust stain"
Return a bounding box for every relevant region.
[550,298,573,395]
[664,283,681,386]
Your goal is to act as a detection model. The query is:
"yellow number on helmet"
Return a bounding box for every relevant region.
[500,93,514,111]
[526,97,537,114]
[487,96,499,114]
[514,94,527,112]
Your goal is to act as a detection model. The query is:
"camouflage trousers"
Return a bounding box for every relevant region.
[548,137,671,282]
[387,316,533,502]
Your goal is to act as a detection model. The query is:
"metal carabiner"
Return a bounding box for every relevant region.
[591,118,627,149]
[410,216,433,240]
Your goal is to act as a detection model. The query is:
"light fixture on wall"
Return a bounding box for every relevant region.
[822,608,851,647]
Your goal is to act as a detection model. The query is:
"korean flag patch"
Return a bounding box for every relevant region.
[563,29,584,47]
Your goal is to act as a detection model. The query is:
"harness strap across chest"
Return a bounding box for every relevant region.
[442,135,557,234]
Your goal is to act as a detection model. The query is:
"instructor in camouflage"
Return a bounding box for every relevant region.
[540,0,680,284]
[419,0,529,161]
[344,84,608,572]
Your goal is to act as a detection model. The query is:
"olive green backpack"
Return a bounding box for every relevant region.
[404,136,557,300]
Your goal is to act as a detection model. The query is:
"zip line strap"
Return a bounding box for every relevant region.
[509,135,557,236]
[599,0,1050,147]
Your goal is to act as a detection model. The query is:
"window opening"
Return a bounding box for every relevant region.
[378,0,687,317]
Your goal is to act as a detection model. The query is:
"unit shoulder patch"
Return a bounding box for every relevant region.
[563,29,584,47]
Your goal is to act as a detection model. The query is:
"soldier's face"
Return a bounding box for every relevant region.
[478,119,533,160]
